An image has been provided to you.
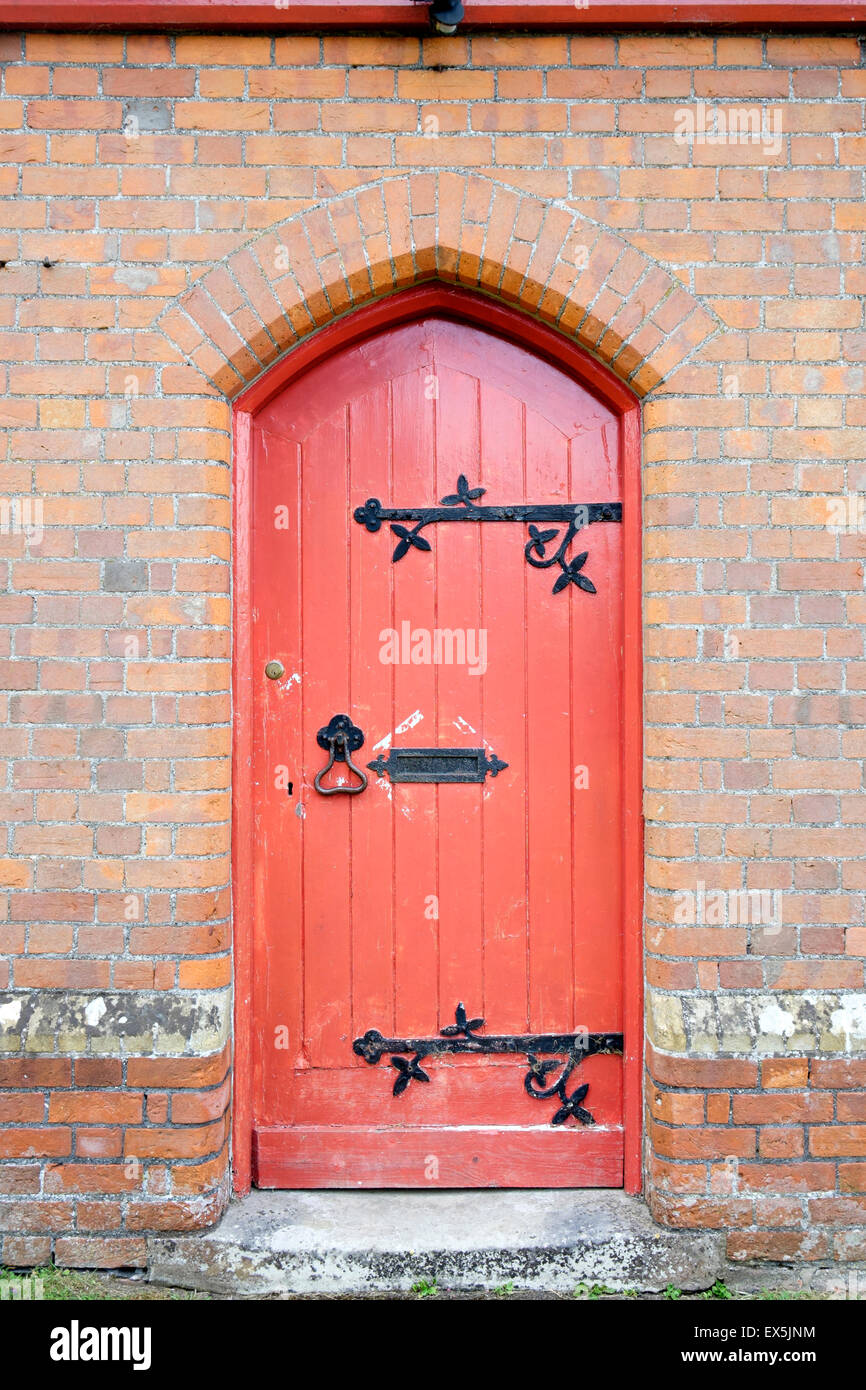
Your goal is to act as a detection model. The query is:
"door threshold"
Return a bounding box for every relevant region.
[147,1188,723,1296]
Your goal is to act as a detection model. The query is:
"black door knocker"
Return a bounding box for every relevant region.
[314,714,368,796]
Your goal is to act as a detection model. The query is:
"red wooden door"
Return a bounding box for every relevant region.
[250,311,627,1188]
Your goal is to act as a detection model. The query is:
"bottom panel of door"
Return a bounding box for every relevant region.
[253,1126,624,1188]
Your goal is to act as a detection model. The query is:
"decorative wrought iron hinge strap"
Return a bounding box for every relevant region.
[353,475,622,596]
[353,1002,623,1126]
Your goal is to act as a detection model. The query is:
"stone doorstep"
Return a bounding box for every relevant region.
[146,1189,725,1297]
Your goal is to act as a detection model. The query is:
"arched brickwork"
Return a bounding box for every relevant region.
[147,171,723,1212]
[155,171,721,403]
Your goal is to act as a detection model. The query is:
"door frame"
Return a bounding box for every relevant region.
[231,282,644,1195]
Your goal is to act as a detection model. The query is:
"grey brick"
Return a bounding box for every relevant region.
[103,559,147,592]
[122,99,171,133]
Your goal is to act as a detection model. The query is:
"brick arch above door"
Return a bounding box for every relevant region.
[155,171,721,402]
[147,170,723,1199]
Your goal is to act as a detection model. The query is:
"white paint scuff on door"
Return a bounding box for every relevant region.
[371,709,424,752]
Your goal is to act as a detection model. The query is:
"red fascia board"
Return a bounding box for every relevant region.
[2,1,866,31]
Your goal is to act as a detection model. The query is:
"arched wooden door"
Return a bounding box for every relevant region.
[245,291,641,1188]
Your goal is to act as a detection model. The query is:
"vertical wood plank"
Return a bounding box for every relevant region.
[300,415,353,1067]
[477,383,529,1032]
[524,408,574,1031]
[250,426,305,1126]
[232,406,254,1189]
[568,420,624,1033]
[434,357,484,1017]
[349,384,396,1035]
[390,360,440,1038]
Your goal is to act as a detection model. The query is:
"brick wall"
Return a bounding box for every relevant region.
[1,27,865,1268]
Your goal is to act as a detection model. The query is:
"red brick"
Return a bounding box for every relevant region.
[727,1231,831,1261]
[125,1192,225,1231]
[809,1126,866,1158]
[0,1129,72,1159]
[127,1045,229,1089]
[1,1235,52,1265]
[48,1093,143,1125]
[652,1126,756,1160]
[123,1118,227,1161]
[54,1237,148,1269]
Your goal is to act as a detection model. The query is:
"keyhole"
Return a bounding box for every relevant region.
[287,782,293,796]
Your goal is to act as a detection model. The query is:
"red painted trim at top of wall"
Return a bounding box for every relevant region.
[3,0,866,28]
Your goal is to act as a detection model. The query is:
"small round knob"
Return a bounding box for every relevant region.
[264,660,285,681]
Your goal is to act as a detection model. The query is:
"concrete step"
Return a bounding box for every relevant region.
[148,1189,724,1297]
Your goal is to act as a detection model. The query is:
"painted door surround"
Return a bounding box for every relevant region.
[232,284,643,1194]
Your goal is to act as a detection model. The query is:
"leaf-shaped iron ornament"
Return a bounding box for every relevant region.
[352,1003,623,1125]
[353,478,622,597]
[391,1054,430,1095]
[440,1002,485,1038]
[526,524,559,557]
[390,522,432,563]
[551,550,597,596]
[440,473,487,507]
[552,1082,593,1127]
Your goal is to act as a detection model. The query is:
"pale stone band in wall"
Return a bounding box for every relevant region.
[0,989,231,1056]
[649,988,866,1056]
